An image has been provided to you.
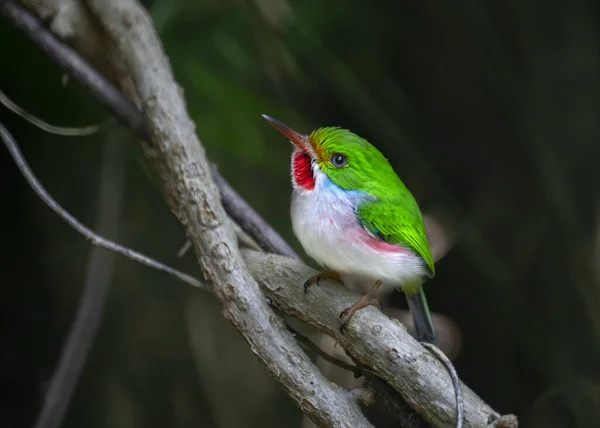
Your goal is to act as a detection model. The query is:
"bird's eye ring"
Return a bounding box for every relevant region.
[331,154,348,168]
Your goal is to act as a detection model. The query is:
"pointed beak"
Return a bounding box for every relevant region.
[262,114,312,153]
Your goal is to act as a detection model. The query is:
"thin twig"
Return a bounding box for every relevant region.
[33,129,125,428]
[177,240,193,258]
[422,342,464,428]
[0,1,147,139]
[0,123,208,293]
[0,89,113,136]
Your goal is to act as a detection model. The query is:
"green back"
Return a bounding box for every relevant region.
[310,127,435,277]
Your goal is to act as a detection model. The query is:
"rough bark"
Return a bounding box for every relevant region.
[243,250,501,427]
[79,0,372,426]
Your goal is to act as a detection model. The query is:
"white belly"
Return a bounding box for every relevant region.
[290,171,426,289]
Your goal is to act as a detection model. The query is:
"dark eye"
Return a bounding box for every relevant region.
[331,154,348,168]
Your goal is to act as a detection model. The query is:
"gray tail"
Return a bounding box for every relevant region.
[406,289,436,344]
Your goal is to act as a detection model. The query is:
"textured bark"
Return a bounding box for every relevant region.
[243,250,502,427]
[77,0,372,427]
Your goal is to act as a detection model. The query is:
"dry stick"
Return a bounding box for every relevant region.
[32,130,125,428]
[0,2,481,426]
[0,1,146,139]
[0,0,294,259]
[0,89,112,136]
[0,124,208,293]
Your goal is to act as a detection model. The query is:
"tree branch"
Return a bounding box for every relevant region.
[242,250,502,427]
[1,1,517,426]
[1,0,145,136]
[77,0,373,427]
[0,0,296,259]
[0,89,112,136]
[1,119,376,427]
[0,123,208,292]
[1,122,365,423]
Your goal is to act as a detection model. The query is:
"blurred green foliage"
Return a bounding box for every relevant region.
[1,0,598,427]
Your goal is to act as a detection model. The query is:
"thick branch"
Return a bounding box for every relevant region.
[243,250,502,427]
[75,0,371,426]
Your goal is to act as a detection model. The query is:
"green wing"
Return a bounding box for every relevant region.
[357,197,435,278]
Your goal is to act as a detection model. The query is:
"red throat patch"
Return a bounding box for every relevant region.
[293,151,315,190]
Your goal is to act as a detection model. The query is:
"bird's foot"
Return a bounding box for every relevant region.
[303,270,343,294]
[339,297,383,333]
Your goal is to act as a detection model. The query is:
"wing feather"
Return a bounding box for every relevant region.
[357,198,435,278]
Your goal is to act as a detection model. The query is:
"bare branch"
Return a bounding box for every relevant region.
[0,89,112,136]
[242,250,510,427]
[0,1,297,259]
[0,1,146,137]
[78,0,373,426]
[1,121,364,407]
[0,123,208,293]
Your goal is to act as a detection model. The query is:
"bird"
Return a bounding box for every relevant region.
[262,114,436,343]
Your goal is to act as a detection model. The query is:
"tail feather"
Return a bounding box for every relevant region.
[405,286,436,344]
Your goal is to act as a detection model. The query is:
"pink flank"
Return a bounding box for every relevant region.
[351,226,409,254]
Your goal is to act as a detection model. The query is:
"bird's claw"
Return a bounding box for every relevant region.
[339,308,352,334]
[338,298,382,334]
[340,311,350,334]
[303,271,342,294]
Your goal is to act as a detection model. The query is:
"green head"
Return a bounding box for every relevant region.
[262,114,406,198]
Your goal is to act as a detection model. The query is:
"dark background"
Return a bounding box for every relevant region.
[1,0,598,427]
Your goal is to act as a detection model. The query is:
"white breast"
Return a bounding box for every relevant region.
[290,168,426,289]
